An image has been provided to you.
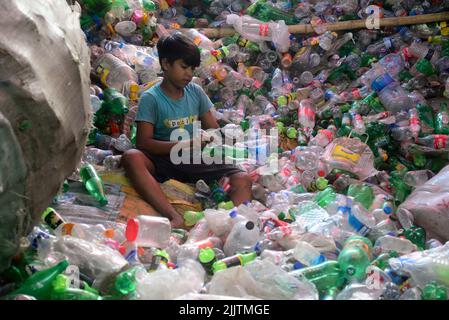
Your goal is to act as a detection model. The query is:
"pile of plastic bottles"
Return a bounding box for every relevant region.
[3,0,449,300]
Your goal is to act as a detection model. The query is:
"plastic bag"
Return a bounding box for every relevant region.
[398,164,449,242]
[321,136,378,180]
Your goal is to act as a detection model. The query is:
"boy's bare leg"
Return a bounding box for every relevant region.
[121,149,185,228]
[227,172,253,206]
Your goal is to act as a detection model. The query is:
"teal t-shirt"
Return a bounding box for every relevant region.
[135,82,213,141]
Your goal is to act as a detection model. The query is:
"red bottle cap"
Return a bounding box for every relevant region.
[125,218,139,242]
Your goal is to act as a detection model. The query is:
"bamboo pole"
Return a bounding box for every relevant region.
[182,11,449,38]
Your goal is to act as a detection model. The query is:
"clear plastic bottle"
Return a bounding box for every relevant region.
[377,82,413,114]
[111,134,133,152]
[82,147,113,165]
[90,94,102,113]
[226,14,290,53]
[416,135,449,149]
[93,53,138,91]
[342,203,377,236]
[185,219,212,245]
[374,235,417,256]
[366,33,404,57]
[403,170,435,187]
[125,216,172,249]
[68,223,115,245]
[388,242,449,288]
[204,208,243,237]
[184,29,215,51]
[297,99,316,132]
[115,21,137,37]
[223,220,261,256]
[103,155,122,171]
[293,241,324,267]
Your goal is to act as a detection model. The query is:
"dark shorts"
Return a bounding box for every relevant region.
[141,150,244,184]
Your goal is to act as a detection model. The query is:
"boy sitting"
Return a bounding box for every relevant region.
[122,32,252,228]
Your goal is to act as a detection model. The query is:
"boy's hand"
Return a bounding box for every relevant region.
[200,130,214,149]
[170,214,186,229]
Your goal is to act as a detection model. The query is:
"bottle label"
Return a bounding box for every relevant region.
[425,48,435,61]
[258,23,269,37]
[96,65,110,87]
[222,255,243,268]
[352,88,362,100]
[331,145,361,165]
[348,212,370,235]
[434,134,447,149]
[43,209,64,230]
[320,129,334,141]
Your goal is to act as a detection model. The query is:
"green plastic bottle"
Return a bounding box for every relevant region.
[389,171,412,204]
[415,59,435,76]
[246,0,299,25]
[404,226,426,251]
[50,274,102,300]
[9,260,69,300]
[416,103,435,136]
[408,146,427,168]
[338,236,373,282]
[212,252,257,274]
[79,164,108,206]
[371,251,398,270]
[82,0,113,16]
[314,187,337,208]
[105,266,140,299]
[421,282,448,300]
[347,184,374,210]
[199,247,217,275]
[142,0,157,11]
[290,261,345,298]
[102,88,129,115]
[436,102,449,134]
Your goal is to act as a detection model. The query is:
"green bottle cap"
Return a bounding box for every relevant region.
[114,268,137,296]
[199,248,216,264]
[240,119,249,131]
[155,249,170,261]
[286,127,297,139]
[316,177,329,190]
[416,59,435,76]
[52,274,69,292]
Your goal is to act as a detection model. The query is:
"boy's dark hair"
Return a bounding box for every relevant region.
[157,32,201,70]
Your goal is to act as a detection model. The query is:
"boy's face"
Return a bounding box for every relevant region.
[162,58,195,89]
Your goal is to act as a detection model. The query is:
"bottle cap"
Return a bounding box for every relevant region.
[245,221,255,230]
[104,229,115,239]
[229,209,237,218]
[199,247,216,264]
[125,218,139,242]
[293,261,305,270]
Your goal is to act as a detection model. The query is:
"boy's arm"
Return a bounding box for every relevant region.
[136,122,178,156]
[199,110,219,130]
